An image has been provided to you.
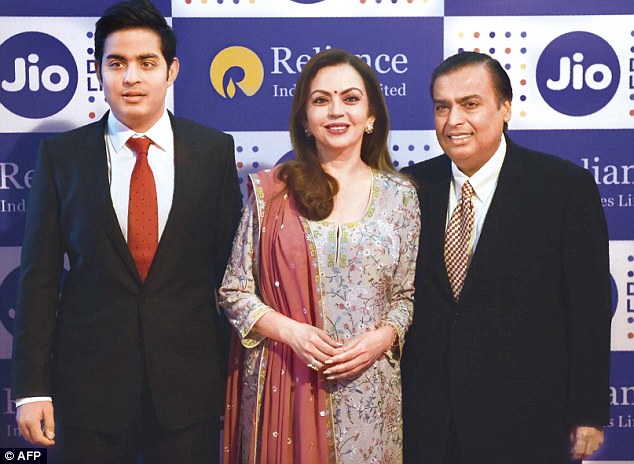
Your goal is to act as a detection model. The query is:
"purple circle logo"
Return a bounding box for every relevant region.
[536,32,619,116]
[0,32,78,119]
[277,150,296,165]
[289,0,325,3]
[610,274,618,319]
[0,266,19,336]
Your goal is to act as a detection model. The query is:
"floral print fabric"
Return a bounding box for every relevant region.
[221,169,420,463]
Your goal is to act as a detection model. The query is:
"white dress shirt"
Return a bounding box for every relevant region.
[16,111,175,408]
[107,110,175,240]
[446,136,507,260]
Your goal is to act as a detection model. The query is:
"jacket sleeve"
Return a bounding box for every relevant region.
[11,140,64,398]
[562,168,611,426]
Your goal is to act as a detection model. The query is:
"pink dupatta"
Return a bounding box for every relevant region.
[224,169,336,464]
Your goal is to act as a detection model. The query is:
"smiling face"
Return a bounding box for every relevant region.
[305,63,375,162]
[432,64,511,176]
[96,28,179,133]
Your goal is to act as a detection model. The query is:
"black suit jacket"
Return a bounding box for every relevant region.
[401,138,611,463]
[11,113,242,433]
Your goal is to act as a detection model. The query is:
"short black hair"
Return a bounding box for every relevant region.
[430,51,513,131]
[94,0,176,68]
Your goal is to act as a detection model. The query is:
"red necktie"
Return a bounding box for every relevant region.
[444,180,475,301]
[126,136,157,282]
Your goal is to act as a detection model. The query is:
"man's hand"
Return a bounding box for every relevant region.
[570,425,603,461]
[16,401,55,446]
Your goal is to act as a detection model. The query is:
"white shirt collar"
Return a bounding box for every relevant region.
[451,135,507,202]
[106,110,172,153]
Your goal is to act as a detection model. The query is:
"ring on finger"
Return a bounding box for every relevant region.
[307,360,320,371]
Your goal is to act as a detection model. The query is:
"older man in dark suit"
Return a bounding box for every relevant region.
[402,51,611,464]
[11,1,241,462]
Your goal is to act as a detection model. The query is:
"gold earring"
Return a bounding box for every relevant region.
[364,120,374,134]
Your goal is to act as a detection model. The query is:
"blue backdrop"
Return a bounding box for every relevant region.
[0,1,632,461]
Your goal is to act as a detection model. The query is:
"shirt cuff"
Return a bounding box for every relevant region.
[16,397,53,408]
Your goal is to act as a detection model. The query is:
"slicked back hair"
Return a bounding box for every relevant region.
[430,51,513,131]
[94,0,176,75]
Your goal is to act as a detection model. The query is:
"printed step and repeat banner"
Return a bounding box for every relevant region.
[0,0,632,461]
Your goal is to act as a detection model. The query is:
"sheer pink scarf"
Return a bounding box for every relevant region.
[224,169,335,464]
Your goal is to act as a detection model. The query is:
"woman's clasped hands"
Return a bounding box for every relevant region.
[283,319,396,380]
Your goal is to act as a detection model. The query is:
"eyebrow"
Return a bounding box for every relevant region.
[457,94,481,103]
[433,94,482,104]
[105,53,160,61]
[310,87,364,97]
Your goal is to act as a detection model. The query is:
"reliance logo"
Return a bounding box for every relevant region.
[210,46,264,99]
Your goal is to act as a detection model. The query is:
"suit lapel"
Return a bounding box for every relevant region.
[83,114,141,281]
[459,138,524,300]
[146,115,198,283]
[84,113,202,285]
[425,157,455,301]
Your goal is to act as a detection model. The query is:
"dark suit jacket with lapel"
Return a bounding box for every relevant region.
[401,137,611,463]
[11,112,243,433]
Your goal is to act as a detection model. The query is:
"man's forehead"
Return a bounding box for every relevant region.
[103,28,161,47]
[434,68,495,96]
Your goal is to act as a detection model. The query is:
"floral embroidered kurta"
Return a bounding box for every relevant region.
[220,169,420,463]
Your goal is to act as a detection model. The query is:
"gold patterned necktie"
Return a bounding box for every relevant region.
[126,136,157,282]
[444,180,475,301]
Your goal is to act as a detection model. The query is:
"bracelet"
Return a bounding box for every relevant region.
[377,321,398,349]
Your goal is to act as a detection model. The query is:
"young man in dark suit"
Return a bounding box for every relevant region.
[401,52,611,464]
[11,1,242,462]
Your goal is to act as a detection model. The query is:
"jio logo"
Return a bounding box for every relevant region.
[536,32,619,116]
[0,32,78,118]
[277,150,296,165]
[0,266,19,336]
[610,274,618,320]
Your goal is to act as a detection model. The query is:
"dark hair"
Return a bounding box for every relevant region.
[430,51,513,131]
[278,48,394,221]
[94,0,176,74]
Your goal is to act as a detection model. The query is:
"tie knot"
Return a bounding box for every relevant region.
[461,180,474,198]
[126,136,152,158]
